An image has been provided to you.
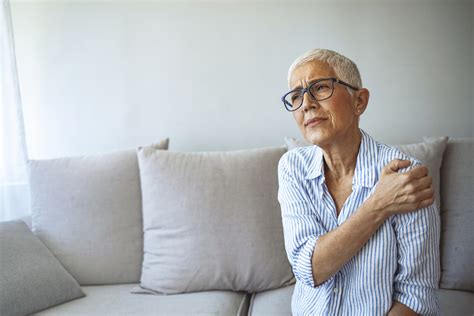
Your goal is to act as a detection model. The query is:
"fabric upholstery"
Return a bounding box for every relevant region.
[33,283,250,316]
[438,289,474,315]
[249,285,474,316]
[136,146,295,294]
[0,220,85,316]
[28,139,169,285]
[398,137,448,211]
[248,285,293,316]
[439,138,473,291]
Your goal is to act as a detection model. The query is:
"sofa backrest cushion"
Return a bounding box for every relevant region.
[134,146,295,294]
[28,139,168,285]
[439,138,473,291]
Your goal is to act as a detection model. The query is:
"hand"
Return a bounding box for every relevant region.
[368,159,434,218]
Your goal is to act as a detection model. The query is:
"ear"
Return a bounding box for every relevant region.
[354,88,369,116]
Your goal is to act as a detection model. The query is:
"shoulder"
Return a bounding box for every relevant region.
[278,146,319,178]
[376,141,422,172]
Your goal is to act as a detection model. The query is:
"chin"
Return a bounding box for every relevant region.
[304,131,328,147]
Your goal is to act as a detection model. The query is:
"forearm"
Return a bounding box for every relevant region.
[311,198,387,285]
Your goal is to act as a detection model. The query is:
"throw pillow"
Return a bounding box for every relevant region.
[28,139,169,285]
[0,220,85,315]
[134,146,295,294]
[397,137,448,212]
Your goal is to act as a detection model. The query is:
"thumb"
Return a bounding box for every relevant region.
[384,159,411,174]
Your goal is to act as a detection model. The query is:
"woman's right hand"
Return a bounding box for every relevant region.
[368,159,435,218]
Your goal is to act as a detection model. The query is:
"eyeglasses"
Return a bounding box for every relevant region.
[281,77,359,112]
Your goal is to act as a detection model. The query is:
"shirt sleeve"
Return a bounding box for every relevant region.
[277,153,328,288]
[392,200,441,315]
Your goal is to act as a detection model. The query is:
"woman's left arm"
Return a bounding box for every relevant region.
[391,202,441,315]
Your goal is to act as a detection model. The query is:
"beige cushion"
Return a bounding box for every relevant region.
[34,283,250,316]
[248,285,474,316]
[397,136,448,212]
[0,220,85,316]
[438,138,473,291]
[285,136,448,212]
[28,139,169,285]
[248,284,293,316]
[135,146,295,294]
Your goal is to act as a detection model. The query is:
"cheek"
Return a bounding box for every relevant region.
[293,112,304,128]
[328,100,355,125]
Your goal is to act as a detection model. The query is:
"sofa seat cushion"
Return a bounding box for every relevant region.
[248,285,474,316]
[248,285,293,316]
[438,289,474,316]
[34,284,250,316]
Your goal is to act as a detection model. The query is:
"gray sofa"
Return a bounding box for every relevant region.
[3,138,473,316]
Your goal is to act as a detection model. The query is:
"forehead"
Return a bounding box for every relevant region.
[289,61,336,89]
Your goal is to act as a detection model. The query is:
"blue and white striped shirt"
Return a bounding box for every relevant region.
[278,129,440,316]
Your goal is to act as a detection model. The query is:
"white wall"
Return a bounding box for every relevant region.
[11,0,473,158]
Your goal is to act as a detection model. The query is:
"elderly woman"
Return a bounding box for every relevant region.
[278,49,440,316]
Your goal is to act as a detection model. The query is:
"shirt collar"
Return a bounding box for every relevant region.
[304,129,378,188]
[304,146,324,180]
[353,129,378,188]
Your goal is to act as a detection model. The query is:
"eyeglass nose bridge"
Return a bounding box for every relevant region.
[297,87,319,111]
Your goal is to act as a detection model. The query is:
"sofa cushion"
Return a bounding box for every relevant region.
[248,284,293,316]
[398,136,448,212]
[438,289,474,316]
[136,146,295,294]
[28,139,169,285]
[0,220,85,316]
[285,135,448,212]
[34,283,250,316]
[439,138,473,291]
[248,285,474,316]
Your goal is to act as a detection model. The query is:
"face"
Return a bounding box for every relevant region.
[289,61,367,148]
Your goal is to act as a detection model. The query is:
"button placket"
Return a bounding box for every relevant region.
[332,274,343,315]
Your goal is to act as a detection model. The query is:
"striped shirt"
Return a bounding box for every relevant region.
[278,129,440,316]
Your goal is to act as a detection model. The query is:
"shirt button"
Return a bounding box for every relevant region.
[333,288,338,294]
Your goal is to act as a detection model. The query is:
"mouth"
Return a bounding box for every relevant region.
[304,117,327,127]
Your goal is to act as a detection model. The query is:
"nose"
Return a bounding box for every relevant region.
[299,90,319,112]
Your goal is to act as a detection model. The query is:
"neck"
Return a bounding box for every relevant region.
[321,129,361,180]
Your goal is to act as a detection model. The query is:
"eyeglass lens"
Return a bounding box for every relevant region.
[284,79,334,111]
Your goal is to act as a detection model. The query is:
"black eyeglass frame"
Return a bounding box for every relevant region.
[281,77,359,112]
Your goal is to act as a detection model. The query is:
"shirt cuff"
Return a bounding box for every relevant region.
[293,235,335,289]
[393,282,440,315]
[292,234,317,287]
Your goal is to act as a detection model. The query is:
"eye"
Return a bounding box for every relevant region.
[290,91,302,102]
[313,84,330,92]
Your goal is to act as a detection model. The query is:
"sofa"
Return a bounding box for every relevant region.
[1,137,472,316]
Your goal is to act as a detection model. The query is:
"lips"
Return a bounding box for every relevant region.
[304,117,327,127]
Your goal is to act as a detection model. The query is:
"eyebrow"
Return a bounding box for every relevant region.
[291,77,332,90]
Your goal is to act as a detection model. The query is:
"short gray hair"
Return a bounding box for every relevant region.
[287,48,362,89]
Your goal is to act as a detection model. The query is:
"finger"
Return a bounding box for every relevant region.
[385,159,411,173]
[416,196,435,209]
[405,165,429,180]
[400,192,435,213]
[410,175,433,191]
[413,186,435,202]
